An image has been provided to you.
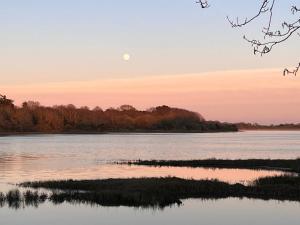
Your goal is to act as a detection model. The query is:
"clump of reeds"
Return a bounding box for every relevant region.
[0,190,48,209]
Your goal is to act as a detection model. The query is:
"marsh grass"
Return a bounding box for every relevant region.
[1,172,299,209]
[0,190,48,209]
[125,159,300,173]
[19,175,300,208]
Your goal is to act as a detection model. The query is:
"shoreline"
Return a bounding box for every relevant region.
[0,130,239,137]
[1,129,300,137]
[239,128,300,131]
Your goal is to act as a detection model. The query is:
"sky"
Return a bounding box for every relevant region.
[0,0,299,124]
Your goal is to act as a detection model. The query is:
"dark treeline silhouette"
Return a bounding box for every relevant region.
[126,159,300,173]
[0,95,237,133]
[236,122,300,130]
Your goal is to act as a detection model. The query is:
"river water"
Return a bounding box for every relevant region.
[0,131,299,224]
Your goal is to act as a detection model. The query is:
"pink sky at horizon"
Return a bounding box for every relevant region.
[1,68,300,124]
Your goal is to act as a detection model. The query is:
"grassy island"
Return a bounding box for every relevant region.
[0,175,295,209]
[125,159,300,173]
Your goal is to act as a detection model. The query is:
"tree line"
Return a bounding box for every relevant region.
[236,122,300,130]
[0,95,237,133]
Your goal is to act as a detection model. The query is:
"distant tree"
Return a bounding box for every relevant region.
[93,106,103,112]
[118,105,137,111]
[66,104,77,109]
[154,105,171,114]
[80,106,90,111]
[0,94,14,106]
[22,101,40,109]
[197,0,300,75]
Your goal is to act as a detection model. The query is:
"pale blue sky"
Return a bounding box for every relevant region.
[0,0,299,84]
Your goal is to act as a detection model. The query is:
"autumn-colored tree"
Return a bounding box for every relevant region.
[0,96,237,133]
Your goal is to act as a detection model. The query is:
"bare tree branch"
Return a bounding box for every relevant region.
[196,0,209,9]
[291,6,300,14]
[226,0,272,28]
[284,62,300,76]
[198,0,300,75]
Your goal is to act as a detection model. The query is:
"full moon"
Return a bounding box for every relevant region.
[123,53,130,61]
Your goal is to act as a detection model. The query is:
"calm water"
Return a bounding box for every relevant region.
[0,131,300,224]
[1,199,300,225]
[0,131,299,184]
